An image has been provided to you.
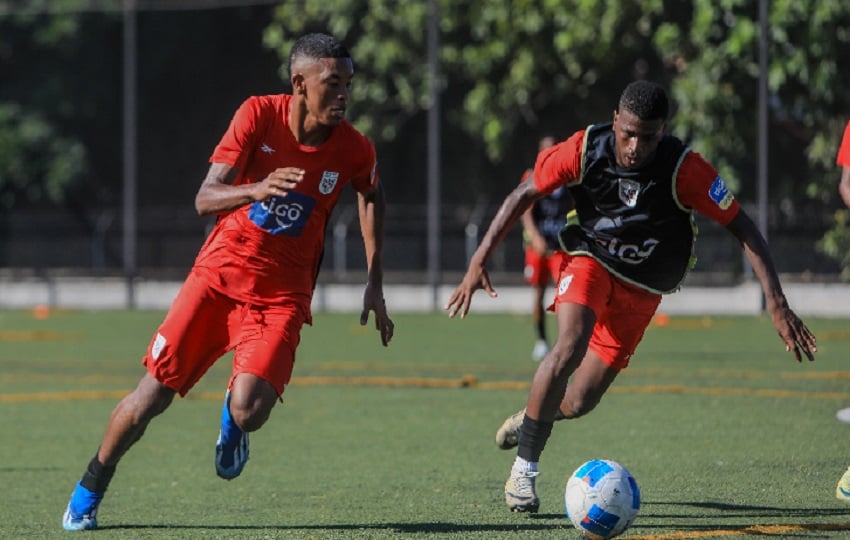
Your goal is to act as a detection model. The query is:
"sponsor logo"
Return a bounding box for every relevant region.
[558,274,574,295]
[709,175,734,210]
[260,143,275,154]
[249,191,316,236]
[319,170,339,194]
[151,332,166,360]
[595,237,660,265]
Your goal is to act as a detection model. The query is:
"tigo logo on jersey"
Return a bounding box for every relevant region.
[249,192,316,236]
[708,175,734,210]
[319,171,339,194]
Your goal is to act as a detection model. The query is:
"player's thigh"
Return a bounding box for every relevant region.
[144,273,236,395]
[231,300,309,396]
[589,282,661,370]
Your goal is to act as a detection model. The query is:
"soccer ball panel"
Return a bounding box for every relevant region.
[565,459,640,539]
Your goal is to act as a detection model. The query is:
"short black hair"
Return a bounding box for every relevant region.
[288,33,351,76]
[618,80,669,121]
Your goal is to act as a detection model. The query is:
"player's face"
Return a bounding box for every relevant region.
[299,57,354,127]
[612,109,665,170]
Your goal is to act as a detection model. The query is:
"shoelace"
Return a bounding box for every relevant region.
[513,471,539,494]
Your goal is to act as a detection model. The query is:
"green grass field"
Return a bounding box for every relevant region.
[3,308,850,539]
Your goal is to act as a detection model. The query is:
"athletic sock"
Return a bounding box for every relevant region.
[517,414,553,463]
[512,455,538,473]
[80,455,116,494]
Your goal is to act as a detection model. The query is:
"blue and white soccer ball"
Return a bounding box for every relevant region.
[565,459,640,539]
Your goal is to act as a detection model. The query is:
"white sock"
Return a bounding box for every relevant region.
[512,456,538,473]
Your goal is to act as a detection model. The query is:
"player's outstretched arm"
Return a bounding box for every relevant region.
[357,180,394,346]
[725,210,817,362]
[445,181,541,319]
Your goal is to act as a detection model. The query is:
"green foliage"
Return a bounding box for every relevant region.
[264,0,666,163]
[655,0,850,203]
[817,209,850,281]
[0,103,87,210]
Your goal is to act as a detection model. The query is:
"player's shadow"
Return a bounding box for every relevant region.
[630,500,850,536]
[102,522,568,533]
[643,500,850,519]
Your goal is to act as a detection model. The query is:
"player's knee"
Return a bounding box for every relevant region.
[546,342,586,375]
[229,398,274,432]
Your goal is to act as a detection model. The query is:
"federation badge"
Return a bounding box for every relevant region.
[558,274,574,296]
[708,175,734,210]
[618,178,641,208]
[319,170,340,195]
[151,332,166,360]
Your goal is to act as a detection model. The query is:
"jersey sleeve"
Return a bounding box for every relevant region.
[838,120,850,167]
[675,151,740,226]
[209,97,265,169]
[350,136,379,193]
[532,130,584,194]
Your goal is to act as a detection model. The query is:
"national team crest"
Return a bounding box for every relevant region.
[319,170,340,195]
[618,178,641,208]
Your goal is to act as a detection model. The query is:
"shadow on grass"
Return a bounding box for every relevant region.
[99,522,567,533]
[642,500,850,519]
[628,501,850,538]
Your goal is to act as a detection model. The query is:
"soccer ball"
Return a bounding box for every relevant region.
[565,459,640,539]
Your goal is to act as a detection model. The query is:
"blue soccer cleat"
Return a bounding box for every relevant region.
[215,390,249,480]
[62,481,104,531]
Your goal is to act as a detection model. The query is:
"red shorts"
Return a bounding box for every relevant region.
[524,247,570,287]
[551,256,661,370]
[143,270,310,396]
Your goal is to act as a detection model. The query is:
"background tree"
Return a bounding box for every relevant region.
[652,0,850,274]
[264,0,850,274]
[263,0,670,202]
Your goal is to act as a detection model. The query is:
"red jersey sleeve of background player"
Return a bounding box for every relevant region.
[675,151,740,226]
[209,97,264,169]
[532,130,584,194]
[837,121,850,167]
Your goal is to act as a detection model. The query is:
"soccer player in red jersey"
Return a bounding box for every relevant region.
[63,33,394,531]
[837,120,850,210]
[833,119,850,500]
[446,80,817,513]
[518,136,574,362]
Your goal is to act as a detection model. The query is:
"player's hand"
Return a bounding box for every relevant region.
[444,263,497,319]
[360,282,394,346]
[770,304,817,362]
[255,167,305,200]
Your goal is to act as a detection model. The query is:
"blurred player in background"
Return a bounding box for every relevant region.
[833,119,850,501]
[446,80,817,513]
[519,136,574,362]
[62,33,394,531]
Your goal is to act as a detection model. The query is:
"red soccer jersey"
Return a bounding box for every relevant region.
[533,129,740,227]
[193,94,378,305]
[838,120,850,167]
